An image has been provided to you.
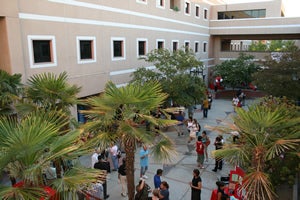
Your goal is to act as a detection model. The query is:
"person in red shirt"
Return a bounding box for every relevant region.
[195,136,205,169]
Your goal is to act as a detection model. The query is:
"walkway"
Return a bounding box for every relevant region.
[86,98,254,200]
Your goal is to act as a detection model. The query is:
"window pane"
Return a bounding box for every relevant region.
[113,41,123,57]
[158,41,164,49]
[33,40,51,63]
[173,42,178,51]
[80,40,92,59]
[138,41,146,56]
[196,6,199,17]
[203,43,207,52]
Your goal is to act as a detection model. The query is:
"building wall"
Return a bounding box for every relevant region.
[1,0,213,97]
[0,0,299,100]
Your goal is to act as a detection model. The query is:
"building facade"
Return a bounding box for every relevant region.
[1,0,299,118]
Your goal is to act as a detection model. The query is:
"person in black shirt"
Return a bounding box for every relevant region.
[212,136,223,172]
[118,158,127,197]
[94,155,110,199]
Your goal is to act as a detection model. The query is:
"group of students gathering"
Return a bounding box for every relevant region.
[85,92,232,200]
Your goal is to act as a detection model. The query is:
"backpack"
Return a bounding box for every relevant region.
[198,123,201,132]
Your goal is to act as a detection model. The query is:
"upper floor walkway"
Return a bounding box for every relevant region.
[210,16,300,39]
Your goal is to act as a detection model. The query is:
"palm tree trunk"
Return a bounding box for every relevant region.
[124,136,136,200]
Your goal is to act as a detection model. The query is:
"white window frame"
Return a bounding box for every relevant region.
[184,0,191,16]
[136,0,147,5]
[136,38,148,58]
[156,39,165,49]
[203,8,208,20]
[111,37,126,61]
[203,41,208,53]
[27,35,57,68]
[194,41,199,53]
[156,0,165,9]
[171,40,179,51]
[76,36,96,64]
[195,4,200,18]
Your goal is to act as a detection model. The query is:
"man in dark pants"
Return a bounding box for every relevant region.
[94,155,110,199]
[212,136,223,172]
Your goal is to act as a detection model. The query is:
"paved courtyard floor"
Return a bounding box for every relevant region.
[80,98,254,200]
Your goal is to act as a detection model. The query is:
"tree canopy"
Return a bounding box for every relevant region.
[248,40,298,52]
[130,48,206,107]
[208,97,300,199]
[253,47,300,102]
[213,53,259,90]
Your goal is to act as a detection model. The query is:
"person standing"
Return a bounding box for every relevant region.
[118,158,127,197]
[189,169,202,200]
[216,181,229,200]
[110,142,119,171]
[188,119,200,143]
[195,136,205,169]
[202,98,209,118]
[201,131,210,162]
[94,155,110,199]
[175,111,185,136]
[208,93,213,109]
[158,181,169,200]
[140,144,149,179]
[232,95,239,112]
[212,136,223,172]
[91,148,100,168]
[153,169,163,189]
[135,179,151,200]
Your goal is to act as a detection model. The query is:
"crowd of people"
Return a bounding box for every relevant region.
[84,91,234,200]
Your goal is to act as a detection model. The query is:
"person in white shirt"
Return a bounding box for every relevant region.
[110,142,119,171]
[91,148,100,168]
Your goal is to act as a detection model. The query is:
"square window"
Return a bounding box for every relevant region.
[157,40,165,49]
[137,39,148,57]
[33,40,51,63]
[196,5,200,17]
[80,40,92,59]
[28,35,57,68]
[195,42,199,53]
[185,2,190,14]
[111,37,126,61]
[76,36,96,64]
[204,9,208,19]
[172,41,178,52]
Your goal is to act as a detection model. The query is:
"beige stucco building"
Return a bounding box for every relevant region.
[1,0,300,119]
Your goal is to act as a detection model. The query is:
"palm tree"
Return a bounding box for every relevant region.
[209,101,300,200]
[16,72,82,178]
[18,71,81,115]
[0,109,105,199]
[0,70,22,116]
[81,81,178,200]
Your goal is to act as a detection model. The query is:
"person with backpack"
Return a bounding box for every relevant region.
[195,136,205,169]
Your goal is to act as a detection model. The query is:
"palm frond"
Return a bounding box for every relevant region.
[243,171,276,200]
[150,137,178,164]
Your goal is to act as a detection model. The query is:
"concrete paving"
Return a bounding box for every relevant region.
[88,98,254,200]
[0,98,255,199]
